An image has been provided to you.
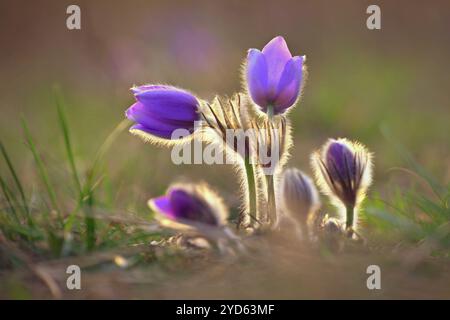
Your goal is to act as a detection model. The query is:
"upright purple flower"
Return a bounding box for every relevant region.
[246,36,305,116]
[125,85,200,142]
[311,138,373,234]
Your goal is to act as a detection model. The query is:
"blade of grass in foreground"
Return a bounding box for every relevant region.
[54,87,82,199]
[21,116,60,219]
[54,86,95,251]
[85,119,130,194]
[0,174,20,223]
[0,140,33,226]
[82,119,130,251]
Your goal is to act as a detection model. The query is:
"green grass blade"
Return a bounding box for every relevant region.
[81,119,129,252]
[381,125,446,201]
[0,175,20,223]
[54,87,82,199]
[85,119,130,190]
[21,116,60,215]
[0,140,33,226]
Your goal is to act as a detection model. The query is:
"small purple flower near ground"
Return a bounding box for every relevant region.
[149,183,228,229]
[246,36,305,115]
[125,85,200,140]
[151,188,219,226]
[149,183,245,253]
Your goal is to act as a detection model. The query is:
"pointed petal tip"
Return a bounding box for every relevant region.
[149,195,172,216]
[262,35,289,53]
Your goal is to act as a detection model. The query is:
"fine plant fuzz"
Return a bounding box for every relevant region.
[311,138,373,236]
[124,36,375,241]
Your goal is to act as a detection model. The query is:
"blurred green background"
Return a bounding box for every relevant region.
[0,0,449,213]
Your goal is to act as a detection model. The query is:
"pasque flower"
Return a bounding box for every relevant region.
[311,138,373,234]
[278,168,320,240]
[149,183,244,252]
[126,85,200,142]
[280,168,320,223]
[149,183,228,230]
[246,36,305,116]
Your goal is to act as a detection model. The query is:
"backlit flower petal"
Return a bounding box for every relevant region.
[135,88,199,121]
[151,195,174,219]
[246,49,269,109]
[273,56,303,113]
[261,36,293,91]
[126,102,195,132]
[129,124,175,139]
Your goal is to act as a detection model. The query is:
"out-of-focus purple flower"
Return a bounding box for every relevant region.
[311,138,373,231]
[152,189,218,226]
[246,36,304,115]
[149,183,227,229]
[170,25,219,73]
[125,85,200,140]
[280,168,320,222]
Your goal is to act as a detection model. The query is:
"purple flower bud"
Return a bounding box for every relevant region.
[311,138,373,230]
[125,85,200,140]
[246,36,304,115]
[280,168,320,221]
[149,183,227,229]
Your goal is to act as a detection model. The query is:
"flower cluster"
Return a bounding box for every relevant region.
[125,36,374,250]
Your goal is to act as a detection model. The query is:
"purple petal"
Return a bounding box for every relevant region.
[261,36,293,92]
[151,195,176,219]
[126,102,195,132]
[326,141,356,181]
[131,85,171,94]
[135,87,199,121]
[273,56,303,113]
[129,124,176,139]
[246,49,269,108]
[169,189,218,226]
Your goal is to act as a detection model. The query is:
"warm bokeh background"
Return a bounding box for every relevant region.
[1,0,449,212]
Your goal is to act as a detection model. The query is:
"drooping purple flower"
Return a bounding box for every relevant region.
[149,183,228,228]
[246,36,304,115]
[125,85,200,140]
[311,138,373,231]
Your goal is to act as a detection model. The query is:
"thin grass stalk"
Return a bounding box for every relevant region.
[0,175,20,223]
[54,88,82,198]
[21,117,60,222]
[0,140,33,226]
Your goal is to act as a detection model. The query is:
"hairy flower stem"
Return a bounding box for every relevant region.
[345,205,355,237]
[266,175,277,226]
[265,104,277,227]
[240,157,257,229]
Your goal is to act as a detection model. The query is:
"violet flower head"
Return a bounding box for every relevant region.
[126,85,200,143]
[311,138,373,230]
[280,168,320,222]
[246,36,305,116]
[149,183,228,230]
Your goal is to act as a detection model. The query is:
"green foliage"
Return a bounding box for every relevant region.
[0,88,160,264]
[363,135,450,255]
